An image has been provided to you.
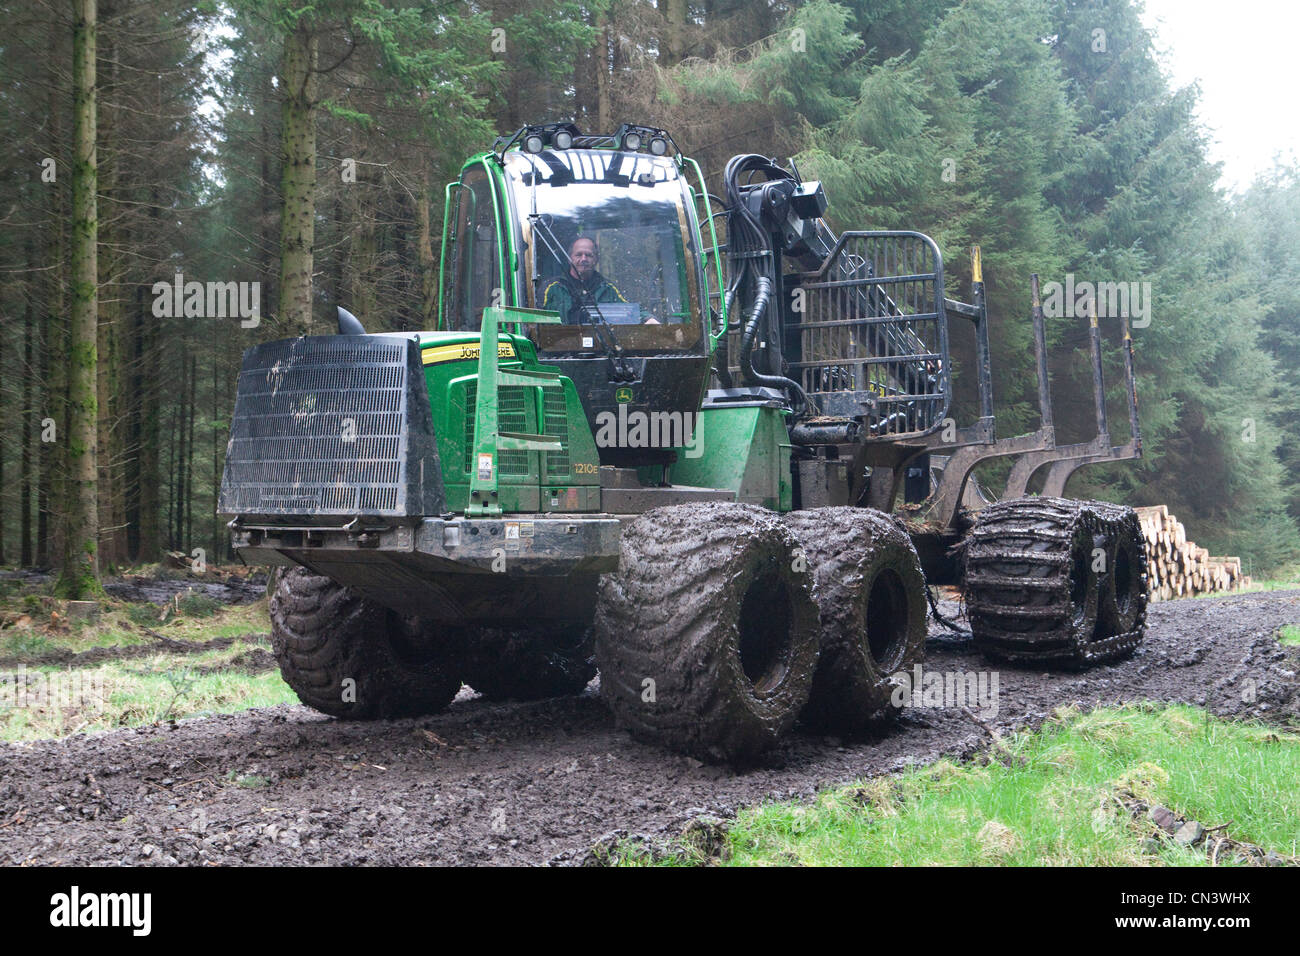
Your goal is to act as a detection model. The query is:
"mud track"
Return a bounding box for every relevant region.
[1,591,1296,866]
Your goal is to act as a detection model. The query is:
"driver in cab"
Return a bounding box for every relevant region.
[542,237,659,324]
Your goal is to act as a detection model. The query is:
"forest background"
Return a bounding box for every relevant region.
[1,0,1296,594]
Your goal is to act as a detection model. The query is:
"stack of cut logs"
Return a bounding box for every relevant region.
[1134,505,1249,601]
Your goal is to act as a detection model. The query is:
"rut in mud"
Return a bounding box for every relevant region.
[0,590,1296,866]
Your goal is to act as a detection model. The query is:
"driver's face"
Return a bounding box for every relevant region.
[569,240,597,280]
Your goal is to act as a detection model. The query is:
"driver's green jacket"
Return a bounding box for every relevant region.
[541,270,627,324]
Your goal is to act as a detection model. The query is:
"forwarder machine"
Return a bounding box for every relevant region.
[219,122,1148,761]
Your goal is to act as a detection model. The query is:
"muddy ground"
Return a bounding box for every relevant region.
[1,590,1296,866]
[1,568,268,607]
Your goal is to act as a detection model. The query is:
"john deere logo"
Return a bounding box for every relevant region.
[615,387,634,404]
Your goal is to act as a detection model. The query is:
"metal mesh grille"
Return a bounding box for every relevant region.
[792,231,950,439]
[219,336,437,516]
[543,389,571,479]
[463,383,531,476]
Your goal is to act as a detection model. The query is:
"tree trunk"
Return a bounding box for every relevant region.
[261,66,278,321]
[0,282,6,566]
[21,237,35,567]
[662,0,688,67]
[211,330,220,564]
[595,10,612,132]
[97,6,124,572]
[277,23,318,336]
[573,17,595,131]
[137,183,162,564]
[172,354,186,549]
[416,171,438,328]
[40,15,66,570]
[346,168,378,324]
[186,352,197,551]
[58,0,101,597]
[125,282,142,561]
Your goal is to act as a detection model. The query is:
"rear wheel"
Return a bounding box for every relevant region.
[269,566,463,718]
[595,503,821,762]
[963,497,1148,665]
[1097,509,1147,638]
[785,508,927,736]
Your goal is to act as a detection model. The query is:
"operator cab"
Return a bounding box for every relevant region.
[440,123,718,467]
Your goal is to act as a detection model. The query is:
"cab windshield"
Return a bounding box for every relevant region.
[504,149,704,353]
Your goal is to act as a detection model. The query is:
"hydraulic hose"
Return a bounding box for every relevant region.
[738,274,810,417]
[723,153,813,416]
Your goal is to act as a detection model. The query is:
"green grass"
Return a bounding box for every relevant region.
[1190,576,1300,599]
[606,704,1300,867]
[125,602,164,627]
[1227,564,1300,596]
[1279,625,1300,647]
[0,576,285,741]
[227,771,271,789]
[0,638,294,742]
[0,597,270,660]
[0,629,53,658]
[177,592,222,618]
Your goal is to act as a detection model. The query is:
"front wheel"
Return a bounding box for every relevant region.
[595,503,821,762]
[269,567,463,718]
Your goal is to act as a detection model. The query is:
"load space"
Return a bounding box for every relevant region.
[222,120,1150,763]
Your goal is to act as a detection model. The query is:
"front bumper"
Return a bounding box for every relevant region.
[231,514,624,624]
[232,514,623,575]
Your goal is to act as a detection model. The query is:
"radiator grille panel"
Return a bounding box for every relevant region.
[463,383,531,476]
[543,390,571,479]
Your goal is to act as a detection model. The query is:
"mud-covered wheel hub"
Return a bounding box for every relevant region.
[1097,513,1148,638]
[737,566,796,694]
[866,568,910,667]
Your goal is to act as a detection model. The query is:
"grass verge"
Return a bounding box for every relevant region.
[601,704,1300,866]
[0,637,294,742]
[0,596,269,660]
[1280,625,1300,647]
[1227,565,1300,596]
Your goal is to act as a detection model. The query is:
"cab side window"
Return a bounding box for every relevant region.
[446,165,502,331]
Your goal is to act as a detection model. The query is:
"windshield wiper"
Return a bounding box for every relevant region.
[528,212,635,382]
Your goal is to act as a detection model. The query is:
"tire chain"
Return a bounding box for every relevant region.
[962,496,1149,666]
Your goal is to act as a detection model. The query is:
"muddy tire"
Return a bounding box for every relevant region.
[594,503,821,762]
[1097,509,1148,638]
[462,626,596,701]
[785,508,927,736]
[963,497,1148,666]
[269,566,462,718]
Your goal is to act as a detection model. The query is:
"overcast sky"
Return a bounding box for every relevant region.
[1138,0,1299,193]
